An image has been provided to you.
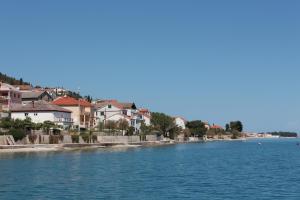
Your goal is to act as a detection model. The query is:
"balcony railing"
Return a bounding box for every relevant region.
[54,118,73,123]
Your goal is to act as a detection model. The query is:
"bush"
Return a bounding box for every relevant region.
[28,134,38,143]
[9,129,26,142]
[71,135,79,143]
[49,135,63,144]
[126,127,135,136]
[81,133,90,143]
[92,135,98,143]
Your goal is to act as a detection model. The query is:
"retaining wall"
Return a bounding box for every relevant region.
[97,136,140,143]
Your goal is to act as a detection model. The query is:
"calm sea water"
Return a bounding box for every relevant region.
[1,139,300,200]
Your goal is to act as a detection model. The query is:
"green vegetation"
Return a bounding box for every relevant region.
[186,120,207,137]
[229,121,243,132]
[151,112,175,137]
[118,119,129,134]
[8,129,26,141]
[266,132,298,138]
[105,120,118,134]
[81,132,91,143]
[0,117,60,141]
[71,135,79,143]
[49,135,64,144]
[0,72,31,85]
[126,127,135,136]
[140,121,152,135]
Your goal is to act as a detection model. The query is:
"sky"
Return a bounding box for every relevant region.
[0,0,299,132]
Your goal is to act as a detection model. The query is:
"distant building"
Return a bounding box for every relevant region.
[21,91,53,103]
[52,96,93,129]
[10,100,73,128]
[139,109,151,126]
[0,82,22,111]
[174,117,187,130]
[94,99,144,132]
[210,124,224,130]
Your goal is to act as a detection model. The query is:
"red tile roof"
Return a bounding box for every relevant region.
[211,125,223,130]
[52,96,91,107]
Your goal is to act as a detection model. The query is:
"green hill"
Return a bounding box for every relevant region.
[0,72,31,85]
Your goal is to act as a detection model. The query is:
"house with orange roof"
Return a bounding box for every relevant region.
[210,124,224,130]
[52,96,93,130]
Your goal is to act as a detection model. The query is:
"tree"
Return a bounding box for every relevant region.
[169,126,182,140]
[140,121,152,135]
[105,120,117,134]
[43,120,56,134]
[183,128,191,138]
[0,117,13,129]
[186,120,207,137]
[85,95,93,103]
[225,123,230,132]
[126,127,135,136]
[230,121,243,132]
[151,112,175,137]
[118,119,129,134]
[98,121,104,132]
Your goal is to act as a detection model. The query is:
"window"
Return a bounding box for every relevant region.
[108,104,112,108]
[101,112,105,116]
[14,93,16,98]
[25,113,29,116]
[34,113,38,116]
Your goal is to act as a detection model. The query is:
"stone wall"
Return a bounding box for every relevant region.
[145,135,159,141]
[0,135,16,145]
[97,136,141,144]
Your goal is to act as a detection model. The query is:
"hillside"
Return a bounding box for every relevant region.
[0,72,31,85]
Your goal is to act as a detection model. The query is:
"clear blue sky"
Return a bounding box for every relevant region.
[0,0,299,132]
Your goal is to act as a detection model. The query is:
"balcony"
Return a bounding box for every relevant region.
[54,118,73,124]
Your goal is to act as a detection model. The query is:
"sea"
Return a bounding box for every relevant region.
[1,138,300,200]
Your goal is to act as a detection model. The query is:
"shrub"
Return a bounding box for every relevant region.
[9,129,26,142]
[92,135,98,143]
[81,133,90,143]
[28,134,38,144]
[71,135,79,143]
[126,127,135,136]
[49,135,62,144]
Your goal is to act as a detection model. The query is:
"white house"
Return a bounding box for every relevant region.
[94,99,144,131]
[10,100,73,128]
[174,117,187,130]
[139,109,151,126]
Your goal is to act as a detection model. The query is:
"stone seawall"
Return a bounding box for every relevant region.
[97,136,141,144]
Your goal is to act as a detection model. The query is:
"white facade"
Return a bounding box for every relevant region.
[106,113,130,123]
[94,102,142,132]
[11,111,72,127]
[95,104,124,123]
[140,114,151,126]
[174,117,186,130]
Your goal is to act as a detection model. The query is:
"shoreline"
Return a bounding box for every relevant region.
[0,137,298,153]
